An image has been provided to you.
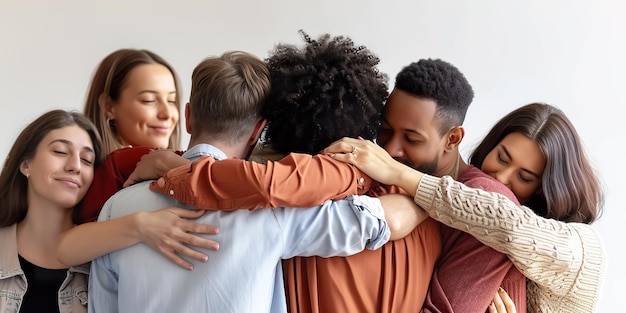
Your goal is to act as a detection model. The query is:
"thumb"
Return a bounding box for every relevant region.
[123,175,138,188]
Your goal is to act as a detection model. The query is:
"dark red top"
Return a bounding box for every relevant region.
[77,146,160,224]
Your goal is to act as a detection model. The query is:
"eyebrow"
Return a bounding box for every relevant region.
[500,145,541,178]
[49,139,95,154]
[138,90,177,95]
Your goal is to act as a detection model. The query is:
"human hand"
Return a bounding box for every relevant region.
[323,137,406,186]
[488,287,516,313]
[136,207,220,270]
[124,149,190,187]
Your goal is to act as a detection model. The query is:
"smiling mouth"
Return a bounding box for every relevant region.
[151,126,171,134]
[57,178,81,188]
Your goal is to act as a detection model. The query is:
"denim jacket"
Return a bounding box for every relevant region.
[0,224,89,313]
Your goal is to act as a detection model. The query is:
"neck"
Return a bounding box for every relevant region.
[438,152,468,180]
[16,205,73,269]
[187,136,250,160]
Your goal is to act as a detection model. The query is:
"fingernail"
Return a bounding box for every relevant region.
[498,287,505,293]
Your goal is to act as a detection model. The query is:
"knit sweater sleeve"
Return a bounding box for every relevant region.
[414,174,607,310]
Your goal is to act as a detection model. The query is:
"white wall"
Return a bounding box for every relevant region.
[1,0,623,310]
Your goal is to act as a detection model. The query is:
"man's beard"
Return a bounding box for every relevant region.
[394,156,439,176]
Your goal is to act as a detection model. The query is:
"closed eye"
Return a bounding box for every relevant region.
[497,152,509,164]
[404,135,421,144]
[518,174,532,183]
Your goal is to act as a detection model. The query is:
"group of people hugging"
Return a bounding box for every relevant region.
[0,30,606,313]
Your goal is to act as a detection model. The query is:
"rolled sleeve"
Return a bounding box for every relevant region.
[277,195,390,259]
[349,195,390,250]
[150,153,375,211]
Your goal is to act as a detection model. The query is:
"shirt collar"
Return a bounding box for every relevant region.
[182,143,228,162]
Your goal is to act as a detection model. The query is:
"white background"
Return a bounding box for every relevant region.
[1,0,623,311]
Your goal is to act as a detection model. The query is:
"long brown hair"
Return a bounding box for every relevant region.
[83,49,182,154]
[470,102,604,224]
[0,110,103,227]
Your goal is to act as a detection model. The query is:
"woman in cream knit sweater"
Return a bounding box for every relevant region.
[326,103,606,312]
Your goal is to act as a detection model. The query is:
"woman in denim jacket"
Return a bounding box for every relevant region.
[0,110,102,312]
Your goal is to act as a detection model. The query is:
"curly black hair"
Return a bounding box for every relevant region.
[261,30,389,155]
[394,59,474,134]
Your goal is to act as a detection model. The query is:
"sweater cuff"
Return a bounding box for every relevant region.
[573,224,607,297]
[413,174,445,210]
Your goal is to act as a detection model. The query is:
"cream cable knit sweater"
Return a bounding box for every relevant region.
[414,175,607,313]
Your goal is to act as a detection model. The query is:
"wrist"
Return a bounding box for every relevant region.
[397,165,422,197]
[131,211,146,241]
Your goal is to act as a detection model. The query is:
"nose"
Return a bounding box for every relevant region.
[156,99,173,120]
[65,153,82,174]
[494,167,514,187]
[382,135,404,158]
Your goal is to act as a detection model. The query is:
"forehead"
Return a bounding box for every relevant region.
[38,125,94,150]
[384,88,439,132]
[499,132,546,174]
[123,64,176,92]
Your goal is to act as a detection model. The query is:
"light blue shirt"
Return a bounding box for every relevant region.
[88,144,390,313]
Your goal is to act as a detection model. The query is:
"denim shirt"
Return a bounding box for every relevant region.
[0,224,89,313]
[89,143,390,313]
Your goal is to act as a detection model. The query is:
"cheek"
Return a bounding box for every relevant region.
[170,106,180,122]
[481,160,496,173]
[510,183,534,203]
[127,106,153,122]
[117,107,151,129]
[481,152,498,170]
[84,170,95,185]
[405,146,435,165]
[80,170,95,192]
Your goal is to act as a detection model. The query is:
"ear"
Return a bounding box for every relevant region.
[99,93,115,120]
[444,126,465,152]
[184,103,192,134]
[19,160,30,177]
[248,118,267,146]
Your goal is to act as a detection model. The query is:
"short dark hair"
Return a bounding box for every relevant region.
[470,102,604,224]
[394,58,474,134]
[0,110,103,227]
[262,30,388,155]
